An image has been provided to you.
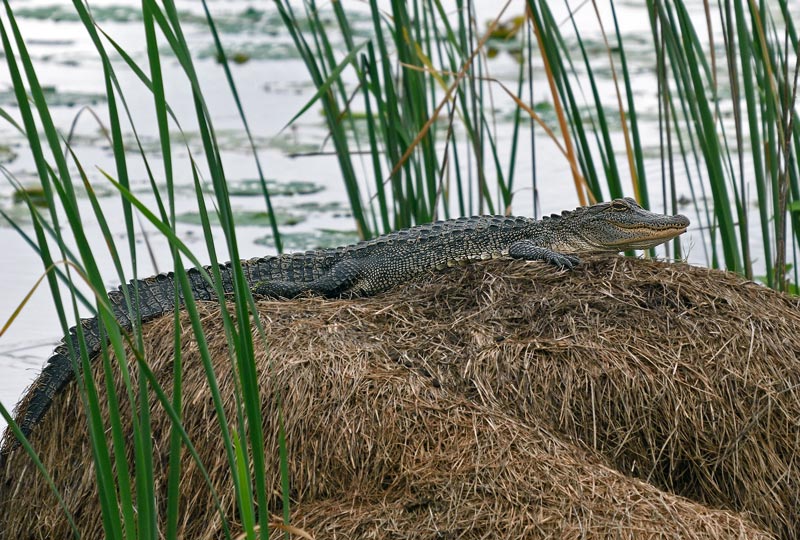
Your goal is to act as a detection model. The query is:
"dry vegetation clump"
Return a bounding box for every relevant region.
[1,257,799,539]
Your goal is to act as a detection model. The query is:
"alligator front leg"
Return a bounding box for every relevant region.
[252,259,364,299]
[508,240,580,269]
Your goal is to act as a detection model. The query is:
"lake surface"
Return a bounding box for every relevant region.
[0,0,778,429]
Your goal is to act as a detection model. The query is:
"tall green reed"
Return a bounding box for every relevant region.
[0,0,293,537]
[275,0,530,235]
[524,0,798,289]
[275,0,799,290]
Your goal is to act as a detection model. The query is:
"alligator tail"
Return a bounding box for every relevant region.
[0,266,218,457]
[0,258,279,461]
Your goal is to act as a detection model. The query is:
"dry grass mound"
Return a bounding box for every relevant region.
[2,257,799,539]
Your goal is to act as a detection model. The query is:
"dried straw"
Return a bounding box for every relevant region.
[2,257,798,539]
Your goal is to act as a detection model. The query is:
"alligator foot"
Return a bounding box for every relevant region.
[508,241,581,269]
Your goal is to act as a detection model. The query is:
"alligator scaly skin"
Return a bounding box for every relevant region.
[1,198,689,456]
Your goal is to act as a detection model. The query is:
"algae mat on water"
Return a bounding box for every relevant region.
[1,257,798,539]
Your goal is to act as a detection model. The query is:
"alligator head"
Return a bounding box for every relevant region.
[556,197,690,252]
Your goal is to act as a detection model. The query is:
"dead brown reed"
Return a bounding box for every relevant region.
[2,257,798,539]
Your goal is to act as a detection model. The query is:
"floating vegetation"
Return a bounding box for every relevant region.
[197,42,300,62]
[130,178,324,199]
[254,228,359,250]
[15,4,372,39]
[499,100,557,125]
[195,6,287,35]
[0,144,17,164]
[0,87,106,108]
[191,6,372,37]
[27,38,75,47]
[486,15,526,61]
[264,134,321,155]
[291,201,345,213]
[215,51,250,65]
[12,185,48,207]
[13,5,143,23]
[225,178,325,197]
[176,208,304,228]
[215,6,372,37]
[112,129,319,157]
[262,79,313,95]
[41,86,107,107]
[487,15,526,41]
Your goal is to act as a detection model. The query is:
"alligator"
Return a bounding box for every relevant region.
[1,197,688,457]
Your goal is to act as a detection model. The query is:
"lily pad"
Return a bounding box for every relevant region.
[254,228,360,251]
[225,178,325,197]
[0,88,106,108]
[197,42,300,62]
[176,209,304,227]
[14,5,143,22]
[264,134,321,155]
[0,145,17,164]
[28,38,76,47]
[12,186,48,207]
[100,128,325,157]
[215,51,251,64]
[291,201,345,213]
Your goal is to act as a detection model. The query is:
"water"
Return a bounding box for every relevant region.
[0,0,776,430]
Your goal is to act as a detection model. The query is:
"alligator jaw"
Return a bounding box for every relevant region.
[607,219,689,250]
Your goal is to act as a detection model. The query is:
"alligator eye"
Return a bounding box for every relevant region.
[610,200,629,211]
